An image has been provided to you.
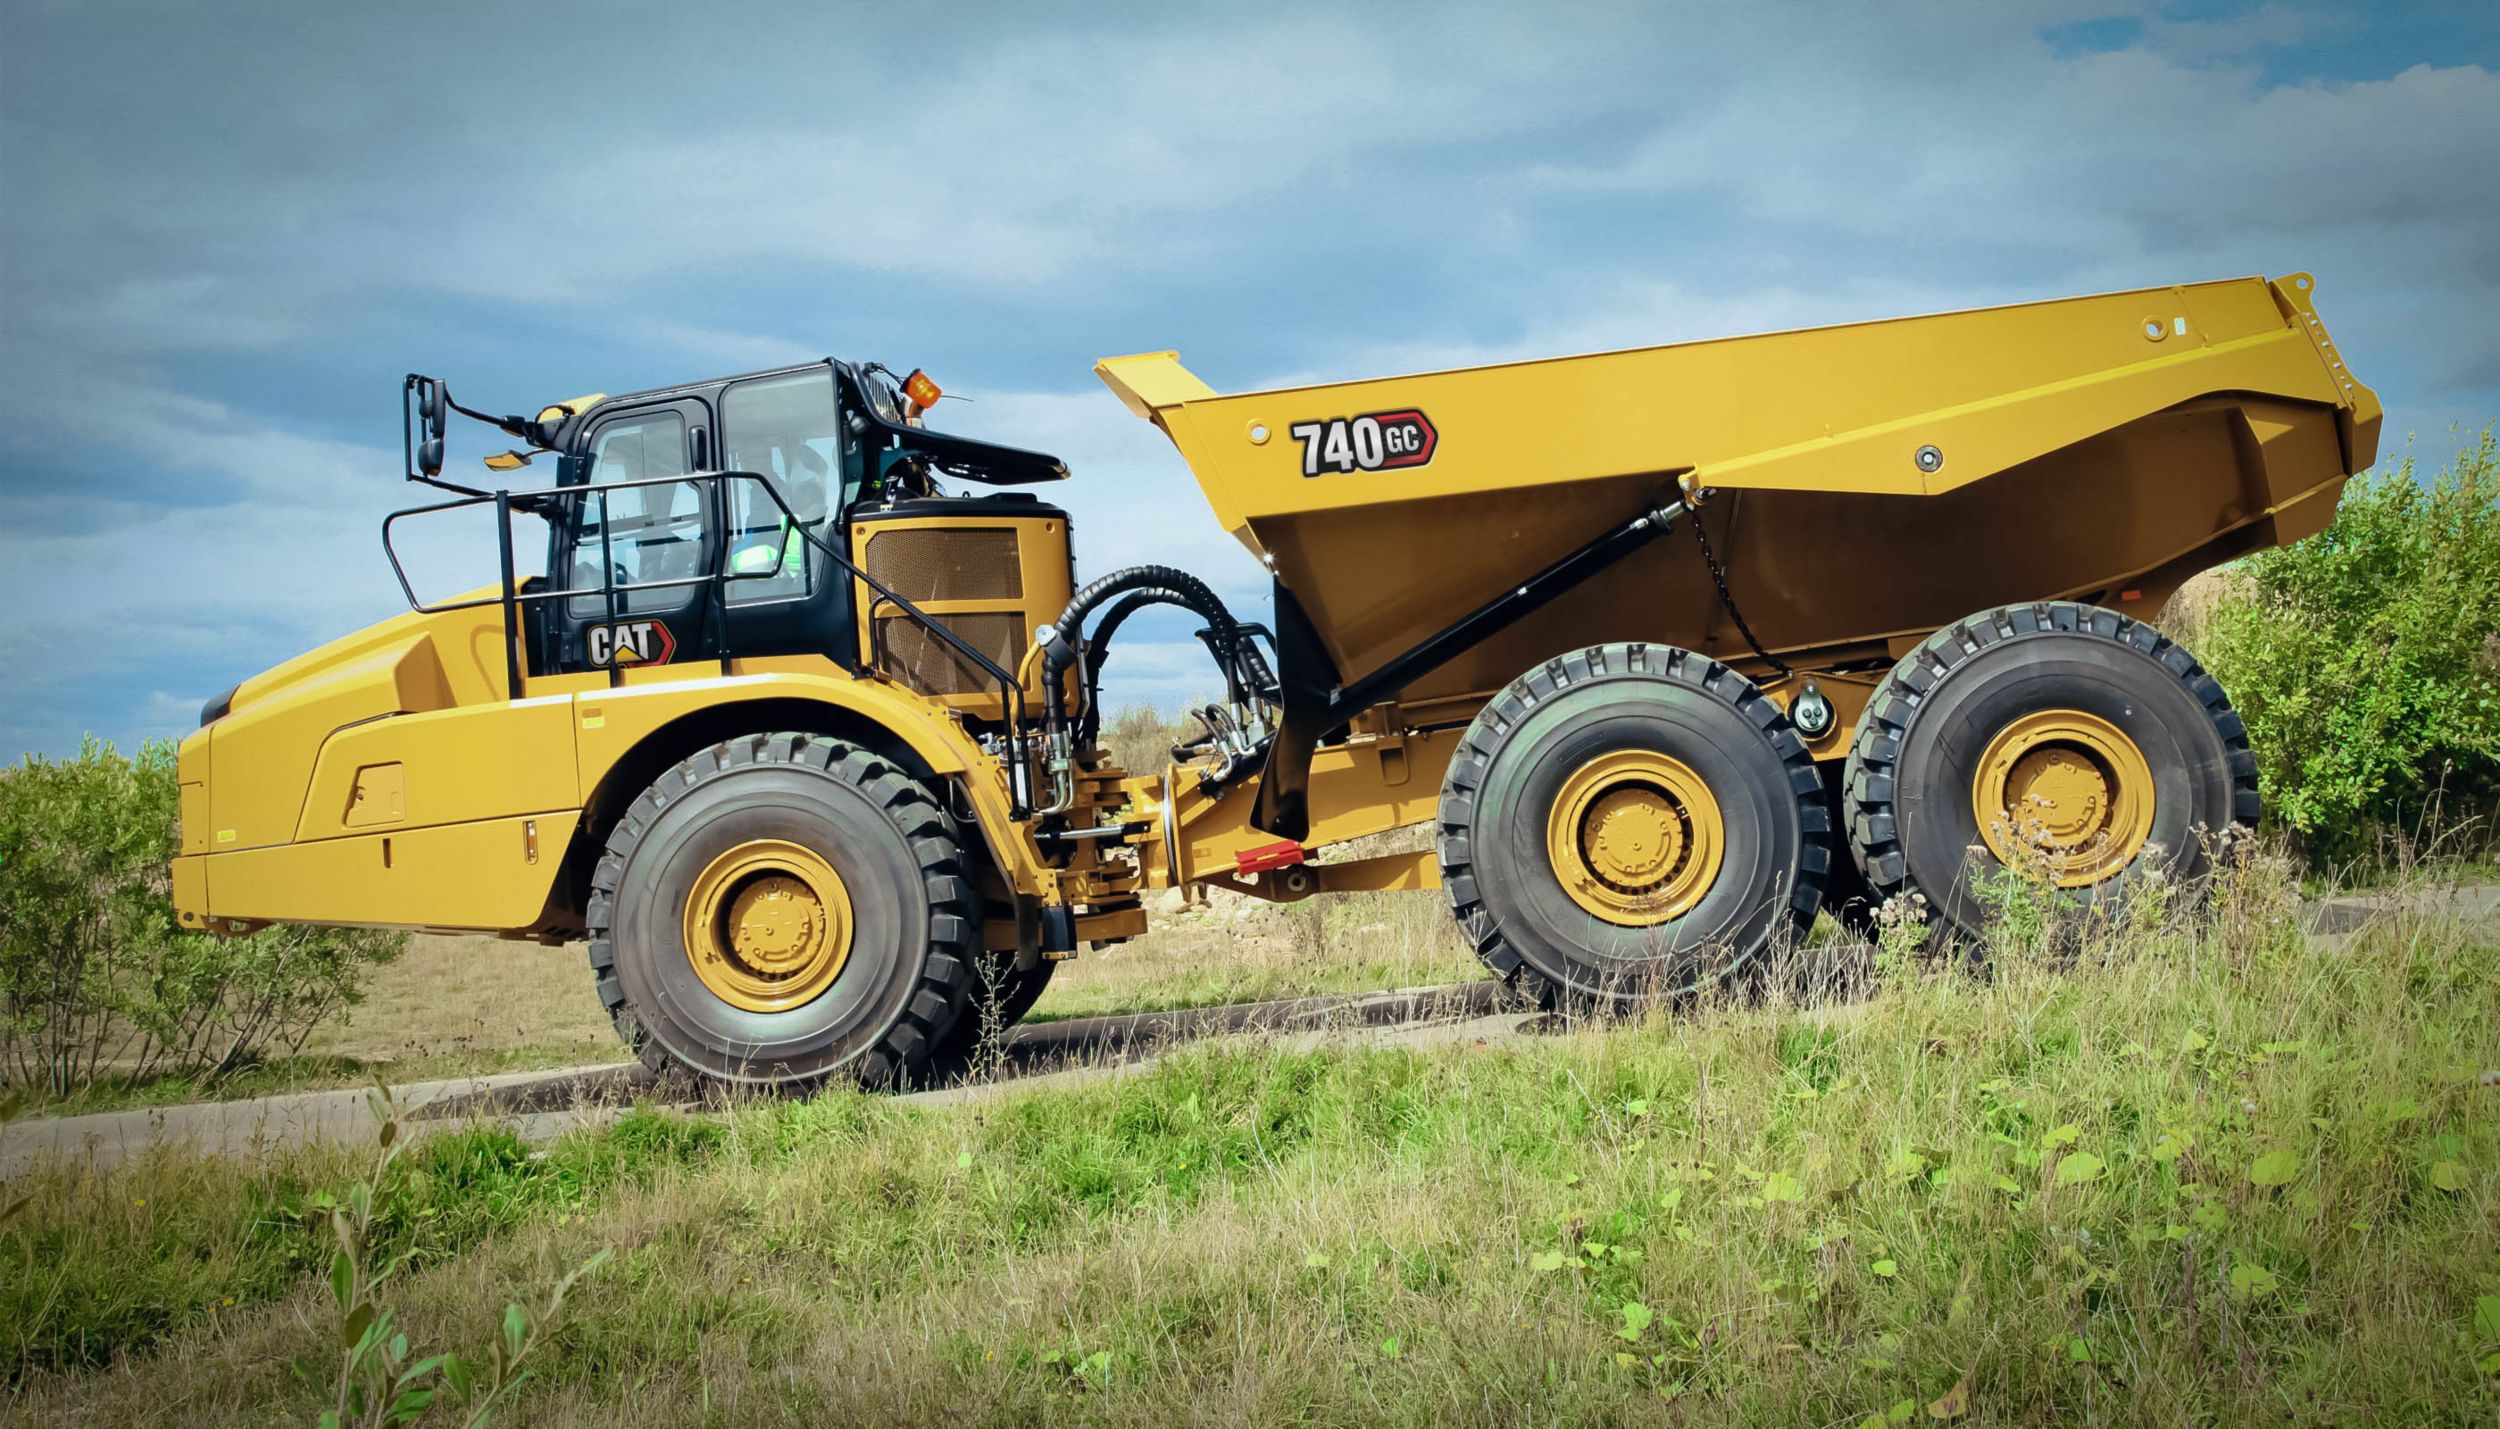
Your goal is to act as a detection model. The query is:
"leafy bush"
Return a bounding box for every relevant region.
[2196,431,2500,862]
[0,738,404,1096]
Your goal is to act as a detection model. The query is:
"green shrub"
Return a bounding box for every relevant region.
[0,738,404,1096]
[2198,431,2500,863]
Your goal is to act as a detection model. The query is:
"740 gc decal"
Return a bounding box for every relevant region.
[1290,409,1437,477]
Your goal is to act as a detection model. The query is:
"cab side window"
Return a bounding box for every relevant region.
[721,370,846,605]
[567,411,701,617]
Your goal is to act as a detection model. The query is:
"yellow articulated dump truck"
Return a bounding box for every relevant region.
[172,274,2378,1089]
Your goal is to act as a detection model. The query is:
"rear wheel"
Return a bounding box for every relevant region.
[586,733,974,1091]
[1842,602,2257,945]
[1438,643,1829,1008]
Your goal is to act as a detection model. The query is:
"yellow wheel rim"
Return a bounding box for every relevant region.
[681,839,853,1013]
[1546,750,1725,926]
[1971,710,2155,888]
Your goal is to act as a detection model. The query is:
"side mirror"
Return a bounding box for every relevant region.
[404,374,450,480]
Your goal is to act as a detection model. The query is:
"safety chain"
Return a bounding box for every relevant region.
[1687,503,1794,679]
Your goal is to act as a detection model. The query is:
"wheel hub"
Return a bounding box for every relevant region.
[1972,709,2155,887]
[1547,750,1725,926]
[682,839,853,1012]
[1586,786,1685,886]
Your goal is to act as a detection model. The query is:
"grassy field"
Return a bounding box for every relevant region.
[5,854,2496,1424]
[1020,884,1484,1024]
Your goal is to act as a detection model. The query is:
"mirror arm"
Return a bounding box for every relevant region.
[408,472,494,500]
[445,396,552,447]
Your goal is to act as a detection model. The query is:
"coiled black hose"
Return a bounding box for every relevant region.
[1041,564,1262,733]
[1070,587,1281,747]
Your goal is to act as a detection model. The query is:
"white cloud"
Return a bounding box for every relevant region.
[4,1,2497,752]
[2139,2,2332,65]
[1525,38,2500,404]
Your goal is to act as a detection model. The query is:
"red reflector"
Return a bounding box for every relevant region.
[902,369,943,409]
[2119,589,2143,602]
[1234,839,1306,874]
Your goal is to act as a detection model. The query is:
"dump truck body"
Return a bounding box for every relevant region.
[170,274,2378,1090]
[1101,273,2375,723]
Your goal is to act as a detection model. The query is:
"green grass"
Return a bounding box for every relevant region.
[0,1107,728,1383]
[6,857,2497,1425]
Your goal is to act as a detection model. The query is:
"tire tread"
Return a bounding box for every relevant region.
[581,732,974,1091]
[1839,600,2259,938]
[1436,642,1828,1010]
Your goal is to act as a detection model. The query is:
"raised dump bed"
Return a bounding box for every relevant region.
[1099,272,2377,717]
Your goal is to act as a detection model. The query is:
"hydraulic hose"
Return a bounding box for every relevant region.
[1076,587,1240,746]
[1040,564,1252,727]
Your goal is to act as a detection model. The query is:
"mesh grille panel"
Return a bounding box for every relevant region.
[863,527,1023,602]
[876,613,1026,696]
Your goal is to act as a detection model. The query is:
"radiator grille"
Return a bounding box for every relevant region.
[875,613,1026,696]
[862,527,1023,602]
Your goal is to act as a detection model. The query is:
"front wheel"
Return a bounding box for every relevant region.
[1438,643,1830,1009]
[585,733,975,1091]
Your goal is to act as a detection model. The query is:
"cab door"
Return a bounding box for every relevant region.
[547,397,718,676]
[712,365,862,670]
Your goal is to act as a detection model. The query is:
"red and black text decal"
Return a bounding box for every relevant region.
[1289,409,1437,477]
[587,619,677,668]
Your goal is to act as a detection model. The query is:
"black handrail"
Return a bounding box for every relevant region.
[380,469,1035,813]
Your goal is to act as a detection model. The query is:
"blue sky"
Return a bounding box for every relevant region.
[3,0,2496,759]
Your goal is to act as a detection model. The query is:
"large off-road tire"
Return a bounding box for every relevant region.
[585,733,974,1091]
[1842,601,2258,945]
[1438,643,1829,1009]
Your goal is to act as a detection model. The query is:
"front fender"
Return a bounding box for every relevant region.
[569,668,1041,893]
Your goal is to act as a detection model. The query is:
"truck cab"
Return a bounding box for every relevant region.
[174,359,1092,949]
[524,359,1073,704]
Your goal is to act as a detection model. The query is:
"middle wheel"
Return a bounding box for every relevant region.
[1439,643,1830,1008]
